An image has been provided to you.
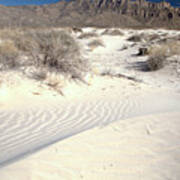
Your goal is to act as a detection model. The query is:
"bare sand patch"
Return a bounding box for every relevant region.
[1,112,180,180]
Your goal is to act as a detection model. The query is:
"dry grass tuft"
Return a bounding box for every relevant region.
[88,39,104,49]
[148,45,167,57]
[140,33,160,42]
[127,34,142,42]
[0,29,90,80]
[146,45,167,71]
[146,40,180,71]
[149,40,180,57]
[0,40,19,70]
[78,32,98,39]
[0,40,18,55]
[72,27,83,33]
[147,55,165,71]
[0,28,23,40]
[101,29,124,36]
[147,34,160,41]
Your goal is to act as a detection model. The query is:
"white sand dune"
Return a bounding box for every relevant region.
[0,75,180,168]
[1,112,180,180]
[0,28,180,179]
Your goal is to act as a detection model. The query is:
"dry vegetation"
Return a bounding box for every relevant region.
[101,29,124,36]
[139,33,160,42]
[88,39,104,49]
[0,40,19,70]
[78,32,98,39]
[147,56,165,71]
[127,34,142,42]
[147,40,180,71]
[148,40,180,57]
[0,28,90,80]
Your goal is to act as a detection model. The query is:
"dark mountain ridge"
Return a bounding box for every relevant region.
[0,0,180,29]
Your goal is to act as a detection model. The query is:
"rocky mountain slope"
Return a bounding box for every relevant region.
[0,0,180,28]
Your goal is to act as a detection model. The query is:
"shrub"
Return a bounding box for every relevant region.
[87,39,104,49]
[78,32,98,39]
[148,34,160,41]
[72,27,83,33]
[167,41,180,56]
[147,44,167,71]
[147,55,165,71]
[101,29,124,36]
[0,28,22,40]
[140,33,160,42]
[148,41,180,58]
[127,35,142,42]
[15,30,89,79]
[0,29,90,80]
[0,40,19,70]
[0,40,18,55]
[146,40,180,71]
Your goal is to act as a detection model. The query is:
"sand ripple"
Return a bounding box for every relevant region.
[0,92,180,167]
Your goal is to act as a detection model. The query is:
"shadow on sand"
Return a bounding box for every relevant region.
[127,61,150,72]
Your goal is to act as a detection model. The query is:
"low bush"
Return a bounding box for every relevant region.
[87,39,104,49]
[127,34,142,42]
[0,29,90,80]
[147,55,165,71]
[101,29,124,36]
[0,40,19,70]
[149,40,180,57]
[146,40,180,71]
[78,32,98,39]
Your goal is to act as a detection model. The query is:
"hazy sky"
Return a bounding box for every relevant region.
[0,0,179,7]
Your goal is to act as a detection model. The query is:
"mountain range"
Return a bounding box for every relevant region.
[0,0,180,29]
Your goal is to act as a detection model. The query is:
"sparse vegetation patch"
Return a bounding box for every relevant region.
[88,39,104,49]
[0,40,19,70]
[146,40,180,71]
[147,55,165,71]
[78,32,98,39]
[127,34,142,42]
[101,29,124,36]
[0,29,90,81]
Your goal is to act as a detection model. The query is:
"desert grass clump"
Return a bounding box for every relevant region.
[148,44,168,57]
[148,34,160,41]
[147,44,168,71]
[166,41,180,56]
[0,29,90,80]
[0,40,19,70]
[101,29,124,36]
[0,28,23,41]
[88,39,104,49]
[78,32,98,39]
[148,40,180,58]
[14,30,89,79]
[0,40,18,55]
[141,33,160,42]
[147,55,165,71]
[146,40,180,71]
[127,34,142,42]
[72,27,83,33]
